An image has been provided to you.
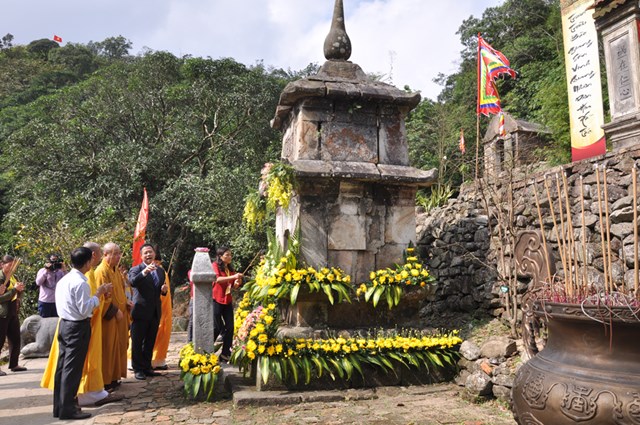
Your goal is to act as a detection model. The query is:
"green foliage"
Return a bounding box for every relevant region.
[416,184,454,212]
[26,38,59,60]
[0,39,293,315]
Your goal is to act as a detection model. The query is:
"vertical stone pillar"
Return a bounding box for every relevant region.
[595,1,640,149]
[189,248,216,354]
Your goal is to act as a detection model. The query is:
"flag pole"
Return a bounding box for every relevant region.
[475,33,482,182]
[475,115,480,181]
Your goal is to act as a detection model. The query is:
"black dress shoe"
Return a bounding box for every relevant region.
[144,370,161,377]
[154,364,168,370]
[134,371,146,380]
[59,411,92,420]
[11,366,27,372]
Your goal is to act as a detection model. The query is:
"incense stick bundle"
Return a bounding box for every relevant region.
[544,176,567,290]
[532,180,553,283]
[602,165,615,291]
[555,173,572,296]
[561,172,578,297]
[579,176,588,298]
[634,164,639,295]
[594,164,610,293]
[5,257,22,282]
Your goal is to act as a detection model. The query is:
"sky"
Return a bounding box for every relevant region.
[1,0,504,100]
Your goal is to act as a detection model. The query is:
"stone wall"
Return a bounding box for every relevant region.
[417,145,640,322]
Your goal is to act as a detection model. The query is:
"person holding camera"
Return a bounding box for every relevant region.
[36,253,67,318]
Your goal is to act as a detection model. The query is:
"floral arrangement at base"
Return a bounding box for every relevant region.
[356,245,435,309]
[243,231,352,306]
[179,343,222,402]
[232,324,462,385]
[231,300,279,373]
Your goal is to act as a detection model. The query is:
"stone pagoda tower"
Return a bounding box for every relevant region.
[271,0,435,326]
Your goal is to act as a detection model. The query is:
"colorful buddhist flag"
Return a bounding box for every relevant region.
[132,188,149,266]
[459,129,466,154]
[477,35,516,116]
[53,35,62,43]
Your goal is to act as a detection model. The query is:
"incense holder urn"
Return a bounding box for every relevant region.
[512,302,640,424]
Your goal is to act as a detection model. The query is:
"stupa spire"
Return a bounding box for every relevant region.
[323,0,351,61]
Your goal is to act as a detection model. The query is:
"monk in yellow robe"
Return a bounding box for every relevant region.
[41,243,124,406]
[96,243,129,389]
[152,268,172,369]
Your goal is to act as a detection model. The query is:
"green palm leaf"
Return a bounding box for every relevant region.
[193,374,202,398]
[302,356,312,384]
[291,283,301,305]
[372,286,385,307]
[328,358,344,379]
[341,357,354,380]
[322,284,335,304]
[287,357,299,384]
[261,356,270,384]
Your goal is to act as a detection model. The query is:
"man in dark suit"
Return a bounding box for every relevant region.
[128,244,167,381]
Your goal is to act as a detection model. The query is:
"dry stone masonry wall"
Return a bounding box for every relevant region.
[417,146,640,323]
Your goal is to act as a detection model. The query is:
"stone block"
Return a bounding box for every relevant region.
[465,371,493,396]
[492,385,511,402]
[459,340,481,361]
[276,197,300,249]
[289,301,328,327]
[375,243,405,270]
[328,214,366,250]
[379,115,409,166]
[385,205,416,244]
[480,337,517,359]
[293,119,320,160]
[321,121,378,163]
[300,205,328,268]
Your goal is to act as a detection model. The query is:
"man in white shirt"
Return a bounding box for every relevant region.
[54,247,111,420]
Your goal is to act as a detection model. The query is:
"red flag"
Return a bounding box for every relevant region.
[459,129,466,154]
[53,35,62,43]
[132,188,149,266]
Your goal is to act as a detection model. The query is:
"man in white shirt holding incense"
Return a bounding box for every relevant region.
[53,247,111,420]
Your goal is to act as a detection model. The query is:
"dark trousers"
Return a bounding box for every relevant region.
[0,300,21,369]
[213,300,234,357]
[130,316,159,372]
[53,318,91,419]
[38,301,58,318]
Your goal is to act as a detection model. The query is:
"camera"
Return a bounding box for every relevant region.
[45,254,63,270]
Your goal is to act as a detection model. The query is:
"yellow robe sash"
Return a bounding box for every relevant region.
[96,259,129,384]
[152,274,172,364]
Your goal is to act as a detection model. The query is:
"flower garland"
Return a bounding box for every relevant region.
[178,343,222,402]
[243,161,296,231]
[356,246,435,309]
